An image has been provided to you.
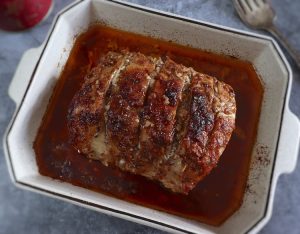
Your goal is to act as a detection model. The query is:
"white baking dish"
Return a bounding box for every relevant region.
[3,0,300,233]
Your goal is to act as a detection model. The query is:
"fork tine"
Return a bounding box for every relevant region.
[233,0,246,16]
[254,0,266,7]
[236,0,252,13]
[233,0,248,22]
[246,0,258,9]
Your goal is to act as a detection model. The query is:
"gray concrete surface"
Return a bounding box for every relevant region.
[0,0,299,233]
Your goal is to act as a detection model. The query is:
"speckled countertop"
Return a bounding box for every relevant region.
[0,0,299,233]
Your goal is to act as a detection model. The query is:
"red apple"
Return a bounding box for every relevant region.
[0,0,52,31]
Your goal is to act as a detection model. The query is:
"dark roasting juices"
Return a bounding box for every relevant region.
[34,25,263,226]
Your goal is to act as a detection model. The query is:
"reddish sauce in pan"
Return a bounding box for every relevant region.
[34,25,263,226]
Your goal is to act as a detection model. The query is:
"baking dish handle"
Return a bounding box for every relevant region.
[8,46,42,105]
[276,108,300,174]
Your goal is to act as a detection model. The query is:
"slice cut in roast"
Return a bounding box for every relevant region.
[68,51,236,194]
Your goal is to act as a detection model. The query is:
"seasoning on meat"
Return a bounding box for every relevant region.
[68,51,236,194]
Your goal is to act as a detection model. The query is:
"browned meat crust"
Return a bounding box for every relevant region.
[67,51,126,157]
[138,58,191,178]
[105,53,157,170]
[68,51,236,194]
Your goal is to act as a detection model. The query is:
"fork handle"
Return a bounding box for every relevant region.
[267,25,300,68]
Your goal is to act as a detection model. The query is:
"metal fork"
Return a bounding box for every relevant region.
[233,0,300,67]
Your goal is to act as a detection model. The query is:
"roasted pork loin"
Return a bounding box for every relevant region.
[68,51,236,194]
